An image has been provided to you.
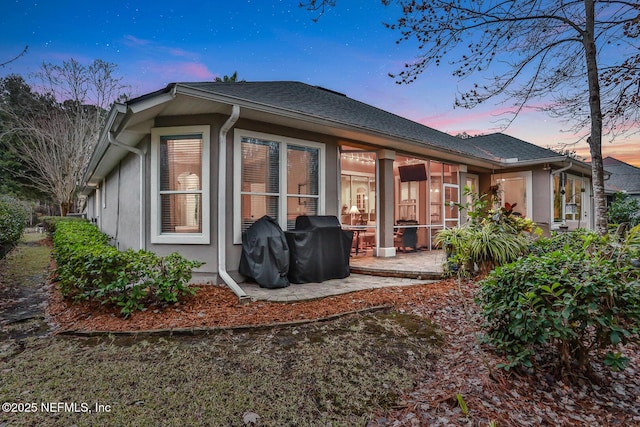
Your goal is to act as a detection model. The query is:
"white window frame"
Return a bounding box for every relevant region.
[233,129,325,244]
[150,125,210,244]
[491,171,532,218]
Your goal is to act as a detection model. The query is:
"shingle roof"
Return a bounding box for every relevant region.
[466,133,563,162]
[603,156,640,194]
[177,81,492,160]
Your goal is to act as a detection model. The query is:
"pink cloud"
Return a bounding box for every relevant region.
[168,48,192,58]
[415,104,544,130]
[123,35,151,47]
[122,35,199,60]
[569,143,640,167]
[179,62,215,80]
[132,60,215,85]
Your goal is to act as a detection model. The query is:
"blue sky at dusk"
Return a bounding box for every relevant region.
[1,0,638,165]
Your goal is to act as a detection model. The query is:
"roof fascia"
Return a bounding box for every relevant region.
[495,156,593,174]
[82,87,177,191]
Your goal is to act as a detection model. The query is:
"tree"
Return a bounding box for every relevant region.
[0,75,54,202]
[303,0,640,235]
[0,59,128,216]
[455,131,483,139]
[0,45,28,68]
[214,71,245,82]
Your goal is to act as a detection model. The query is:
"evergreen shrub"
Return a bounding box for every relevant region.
[0,195,29,259]
[477,231,640,377]
[53,221,203,318]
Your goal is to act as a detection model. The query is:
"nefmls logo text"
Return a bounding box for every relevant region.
[41,402,91,413]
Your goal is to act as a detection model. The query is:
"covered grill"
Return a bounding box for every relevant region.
[239,216,290,289]
[285,215,353,284]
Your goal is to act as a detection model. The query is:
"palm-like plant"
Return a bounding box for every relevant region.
[435,186,534,276]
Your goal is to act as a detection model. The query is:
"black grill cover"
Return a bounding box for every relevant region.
[285,215,353,284]
[239,216,290,289]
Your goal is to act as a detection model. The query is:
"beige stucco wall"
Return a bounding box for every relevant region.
[470,166,554,236]
[148,114,341,283]
[96,150,143,251]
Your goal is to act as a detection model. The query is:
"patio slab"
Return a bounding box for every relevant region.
[240,250,446,302]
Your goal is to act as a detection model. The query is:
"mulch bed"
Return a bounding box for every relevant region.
[46,279,457,333]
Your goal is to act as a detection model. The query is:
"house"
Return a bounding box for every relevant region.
[602,156,640,202]
[465,133,593,232]
[81,81,593,298]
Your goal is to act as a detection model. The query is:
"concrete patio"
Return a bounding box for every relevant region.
[240,250,446,302]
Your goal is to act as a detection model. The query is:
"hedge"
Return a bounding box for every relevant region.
[0,195,29,259]
[53,221,204,318]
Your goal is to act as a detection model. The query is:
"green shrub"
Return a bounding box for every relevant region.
[53,221,204,318]
[435,187,535,276]
[477,232,640,377]
[40,215,87,233]
[531,228,604,256]
[608,192,640,227]
[0,194,29,259]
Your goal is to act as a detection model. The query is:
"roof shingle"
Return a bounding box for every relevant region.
[178,81,492,159]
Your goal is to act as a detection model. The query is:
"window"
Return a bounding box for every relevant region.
[234,130,324,243]
[150,126,210,244]
[398,181,418,220]
[491,171,532,218]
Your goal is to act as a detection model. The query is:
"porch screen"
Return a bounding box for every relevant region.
[159,134,203,233]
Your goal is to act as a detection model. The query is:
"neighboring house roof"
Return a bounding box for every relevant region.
[603,156,640,195]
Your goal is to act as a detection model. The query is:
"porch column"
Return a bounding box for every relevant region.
[377,149,396,257]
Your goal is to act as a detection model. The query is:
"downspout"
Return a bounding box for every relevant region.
[217,105,249,301]
[551,161,573,176]
[107,132,146,251]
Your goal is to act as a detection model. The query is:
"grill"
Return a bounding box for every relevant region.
[285,215,353,284]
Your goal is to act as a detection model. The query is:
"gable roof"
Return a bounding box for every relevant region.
[83,81,589,190]
[466,133,564,162]
[172,81,493,159]
[603,156,640,194]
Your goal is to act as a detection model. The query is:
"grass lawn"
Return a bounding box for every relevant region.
[1,230,444,426]
[0,231,50,284]
[1,312,441,426]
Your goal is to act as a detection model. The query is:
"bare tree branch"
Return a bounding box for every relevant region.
[0,60,128,215]
[0,46,28,68]
[304,0,640,235]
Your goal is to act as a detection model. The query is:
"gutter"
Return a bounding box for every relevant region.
[217,105,249,301]
[107,132,147,251]
[551,161,573,176]
[82,104,127,189]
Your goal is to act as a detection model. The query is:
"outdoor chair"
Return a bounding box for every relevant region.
[394,225,417,252]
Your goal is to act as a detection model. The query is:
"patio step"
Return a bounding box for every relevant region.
[349,265,443,280]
